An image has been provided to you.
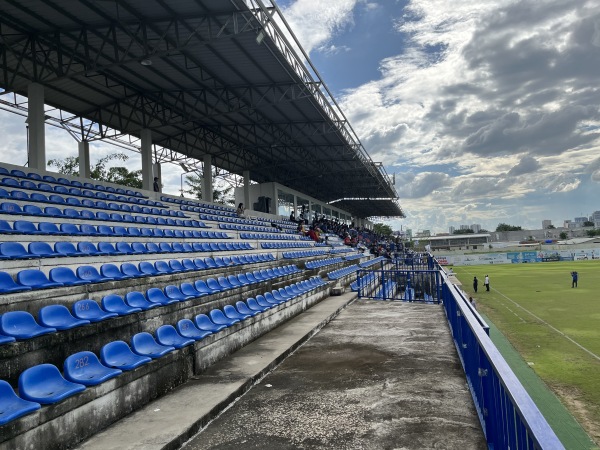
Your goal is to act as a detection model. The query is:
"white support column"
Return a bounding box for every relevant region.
[243,170,251,211]
[202,154,213,202]
[78,140,90,179]
[140,129,153,191]
[27,83,46,170]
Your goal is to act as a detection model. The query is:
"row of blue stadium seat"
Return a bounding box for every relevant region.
[0,193,184,217]
[199,213,295,229]
[0,276,327,424]
[327,264,359,281]
[0,255,284,293]
[0,177,160,207]
[219,223,293,234]
[350,273,376,292]
[0,167,147,198]
[0,266,306,343]
[344,253,364,261]
[185,205,237,217]
[0,220,224,239]
[374,280,397,300]
[240,232,305,241]
[0,240,256,260]
[163,196,234,211]
[359,256,387,268]
[305,257,344,270]
[282,250,328,259]
[261,242,313,249]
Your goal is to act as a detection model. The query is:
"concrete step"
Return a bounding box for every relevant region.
[74,292,356,450]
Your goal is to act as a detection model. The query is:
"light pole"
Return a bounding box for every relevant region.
[179,163,190,197]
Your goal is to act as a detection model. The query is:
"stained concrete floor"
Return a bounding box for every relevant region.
[181,300,486,450]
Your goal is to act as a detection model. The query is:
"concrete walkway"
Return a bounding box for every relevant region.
[76,295,486,449]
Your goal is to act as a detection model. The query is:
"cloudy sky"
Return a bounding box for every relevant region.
[1,0,599,234]
[276,0,600,233]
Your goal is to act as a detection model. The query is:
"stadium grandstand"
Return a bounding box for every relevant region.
[0,1,564,449]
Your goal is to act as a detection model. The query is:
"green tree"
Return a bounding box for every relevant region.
[546,224,556,229]
[559,232,568,240]
[373,223,393,236]
[583,221,594,227]
[495,223,522,232]
[184,173,234,205]
[48,153,142,188]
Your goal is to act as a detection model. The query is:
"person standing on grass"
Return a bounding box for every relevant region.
[473,276,478,293]
[571,271,578,288]
[484,275,490,292]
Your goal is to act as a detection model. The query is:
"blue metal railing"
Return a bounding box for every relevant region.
[438,264,564,449]
[355,256,564,449]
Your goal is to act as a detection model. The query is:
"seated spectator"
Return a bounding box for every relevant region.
[308,226,318,242]
[289,211,295,222]
[236,203,245,217]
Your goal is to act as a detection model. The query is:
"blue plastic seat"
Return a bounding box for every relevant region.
[77,241,107,256]
[115,242,136,255]
[0,242,33,259]
[0,203,22,216]
[194,314,227,333]
[130,242,148,254]
[72,300,118,322]
[17,269,63,289]
[54,241,81,256]
[131,332,175,359]
[139,261,159,276]
[146,288,178,305]
[29,242,61,258]
[154,260,173,274]
[168,260,186,272]
[146,242,160,253]
[100,341,152,370]
[100,263,132,280]
[49,267,90,286]
[13,220,42,235]
[180,282,204,298]
[101,294,142,315]
[63,351,122,386]
[123,291,159,310]
[193,258,208,270]
[155,325,195,348]
[164,285,193,301]
[0,379,41,425]
[181,259,197,271]
[0,219,15,234]
[235,301,261,317]
[0,311,57,339]
[246,297,270,312]
[76,265,113,283]
[223,304,251,321]
[38,305,90,330]
[176,319,212,340]
[0,272,31,293]
[194,280,217,295]
[206,278,223,292]
[117,263,142,279]
[44,206,63,217]
[19,364,86,404]
[80,224,100,235]
[227,275,243,288]
[38,221,62,235]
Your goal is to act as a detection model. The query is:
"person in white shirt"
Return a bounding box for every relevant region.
[484,275,490,292]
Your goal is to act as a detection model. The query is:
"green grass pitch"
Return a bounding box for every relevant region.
[452,260,600,446]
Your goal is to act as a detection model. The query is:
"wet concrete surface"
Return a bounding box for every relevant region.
[182,300,486,449]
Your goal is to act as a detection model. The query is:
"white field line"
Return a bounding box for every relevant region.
[492,288,600,362]
[463,269,600,362]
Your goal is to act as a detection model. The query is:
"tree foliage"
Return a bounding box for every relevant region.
[184,173,234,205]
[495,223,522,232]
[583,221,594,227]
[373,223,393,236]
[559,232,568,239]
[48,153,142,188]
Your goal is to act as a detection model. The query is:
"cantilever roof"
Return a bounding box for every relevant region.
[0,0,403,218]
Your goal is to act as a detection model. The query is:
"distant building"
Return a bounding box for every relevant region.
[449,226,455,234]
[574,217,588,223]
[592,211,600,228]
[459,225,469,230]
[428,233,490,251]
[542,219,552,229]
[563,220,572,228]
[470,224,481,233]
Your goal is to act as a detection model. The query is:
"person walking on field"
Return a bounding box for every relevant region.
[473,276,478,293]
[484,275,490,292]
[571,271,578,288]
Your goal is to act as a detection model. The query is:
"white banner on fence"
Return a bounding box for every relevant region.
[435,248,599,266]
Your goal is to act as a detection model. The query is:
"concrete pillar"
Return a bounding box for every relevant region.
[140,129,153,191]
[243,170,251,211]
[293,195,298,219]
[153,163,162,188]
[78,141,90,179]
[202,154,213,202]
[27,83,46,170]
